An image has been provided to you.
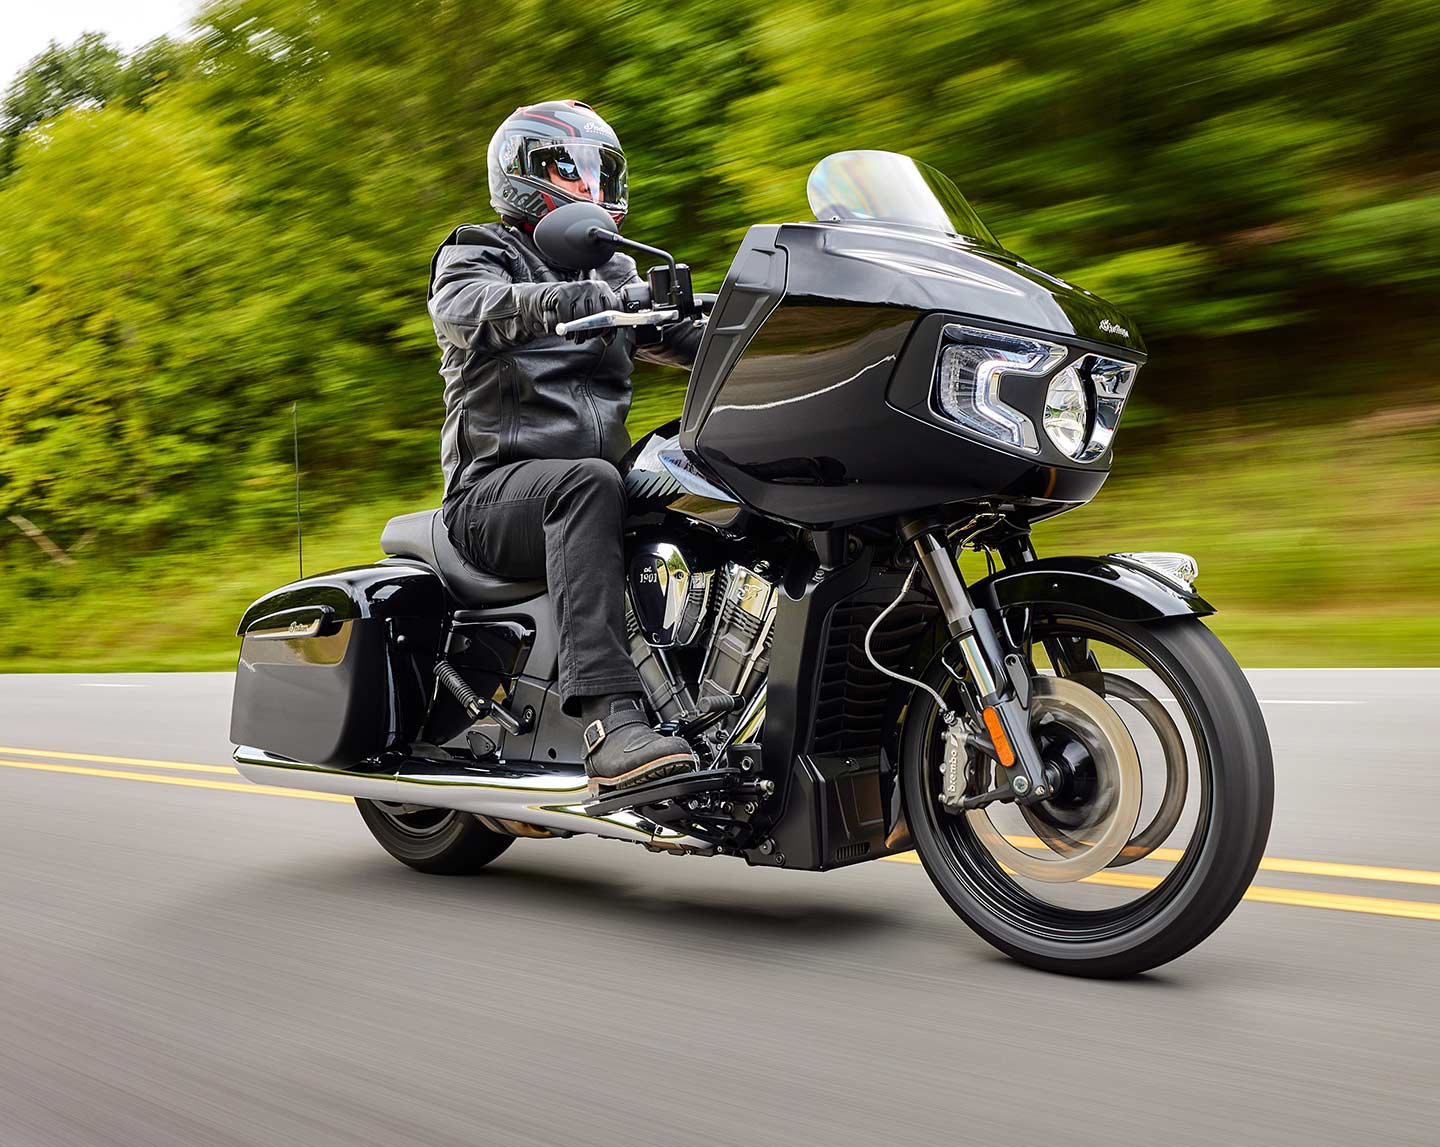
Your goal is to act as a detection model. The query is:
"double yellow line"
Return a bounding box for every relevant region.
[0,745,350,802]
[881,852,1440,921]
[3,744,1439,923]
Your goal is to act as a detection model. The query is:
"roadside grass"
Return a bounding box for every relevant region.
[2,389,1437,671]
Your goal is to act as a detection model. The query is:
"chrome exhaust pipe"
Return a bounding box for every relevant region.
[233,747,718,854]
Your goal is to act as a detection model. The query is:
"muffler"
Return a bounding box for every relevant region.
[233,747,718,853]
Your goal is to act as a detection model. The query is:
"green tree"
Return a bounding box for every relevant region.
[1,0,1437,556]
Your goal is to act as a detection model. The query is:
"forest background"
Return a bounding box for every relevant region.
[1,0,1437,669]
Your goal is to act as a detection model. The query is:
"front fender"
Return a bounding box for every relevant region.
[970,555,1213,623]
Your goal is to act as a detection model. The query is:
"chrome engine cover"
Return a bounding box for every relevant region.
[627,542,711,648]
[697,564,776,699]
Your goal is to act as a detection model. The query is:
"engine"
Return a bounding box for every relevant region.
[626,543,775,730]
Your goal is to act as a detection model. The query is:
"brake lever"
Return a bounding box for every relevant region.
[555,308,679,338]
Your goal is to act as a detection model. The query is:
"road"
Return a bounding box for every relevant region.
[1,669,1437,1146]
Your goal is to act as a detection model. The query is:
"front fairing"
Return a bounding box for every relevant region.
[679,215,1145,530]
[778,220,1144,358]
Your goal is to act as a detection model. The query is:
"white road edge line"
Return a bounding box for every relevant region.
[1257,699,1363,705]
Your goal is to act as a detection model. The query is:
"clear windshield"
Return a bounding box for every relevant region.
[806,150,1001,251]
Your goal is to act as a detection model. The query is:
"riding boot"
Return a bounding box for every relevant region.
[580,694,697,797]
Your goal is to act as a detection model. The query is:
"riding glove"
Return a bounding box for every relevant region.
[516,279,620,341]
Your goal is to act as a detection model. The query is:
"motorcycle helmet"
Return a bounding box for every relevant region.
[488,100,628,230]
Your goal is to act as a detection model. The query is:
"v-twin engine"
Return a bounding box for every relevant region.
[626,544,775,729]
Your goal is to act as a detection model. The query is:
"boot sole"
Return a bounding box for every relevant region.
[586,753,697,800]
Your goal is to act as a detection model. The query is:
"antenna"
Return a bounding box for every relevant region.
[292,401,304,580]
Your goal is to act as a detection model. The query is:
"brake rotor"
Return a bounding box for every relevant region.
[965,676,1142,883]
[1021,673,1188,867]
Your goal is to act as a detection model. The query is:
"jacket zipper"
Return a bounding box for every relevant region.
[580,341,605,457]
[502,358,519,463]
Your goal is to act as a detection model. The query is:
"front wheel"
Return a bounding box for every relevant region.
[356,799,514,875]
[901,613,1272,977]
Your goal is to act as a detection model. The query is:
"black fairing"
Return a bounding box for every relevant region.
[681,221,1144,529]
[230,564,443,766]
[622,419,750,534]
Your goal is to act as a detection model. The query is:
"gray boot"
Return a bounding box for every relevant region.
[581,695,697,798]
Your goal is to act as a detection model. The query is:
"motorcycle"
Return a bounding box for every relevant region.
[230,149,1273,977]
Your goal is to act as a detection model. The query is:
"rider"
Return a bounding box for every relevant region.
[427,100,702,796]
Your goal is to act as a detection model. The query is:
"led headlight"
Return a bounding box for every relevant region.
[1044,355,1140,461]
[1075,357,1138,462]
[934,325,1066,454]
[933,326,1141,462]
[1043,366,1089,458]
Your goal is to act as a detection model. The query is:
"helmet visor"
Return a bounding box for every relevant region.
[527,143,627,209]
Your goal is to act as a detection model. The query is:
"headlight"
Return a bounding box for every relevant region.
[934,325,1066,454]
[932,326,1140,462]
[1043,366,1089,458]
[1076,356,1139,461]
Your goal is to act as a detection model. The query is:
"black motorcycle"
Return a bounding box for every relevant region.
[230,150,1273,977]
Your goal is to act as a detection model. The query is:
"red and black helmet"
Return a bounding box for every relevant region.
[487,100,628,230]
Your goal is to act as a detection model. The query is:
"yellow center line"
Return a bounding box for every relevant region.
[4,745,1440,911]
[0,757,351,802]
[992,834,1440,890]
[879,852,1440,922]
[0,744,235,775]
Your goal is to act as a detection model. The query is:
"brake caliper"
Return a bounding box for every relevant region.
[939,723,971,810]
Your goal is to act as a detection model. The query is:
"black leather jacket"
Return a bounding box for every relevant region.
[427,221,701,515]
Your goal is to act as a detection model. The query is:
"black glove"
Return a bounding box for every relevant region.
[516,279,620,341]
[553,279,619,324]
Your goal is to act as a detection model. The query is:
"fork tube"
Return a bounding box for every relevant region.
[998,534,1037,568]
[911,531,997,696]
[911,531,975,638]
[903,521,1051,801]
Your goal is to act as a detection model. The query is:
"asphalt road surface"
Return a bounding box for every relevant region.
[2,669,1437,1146]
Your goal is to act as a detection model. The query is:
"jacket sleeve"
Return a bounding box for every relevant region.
[636,319,706,369]
[428,235,549,352]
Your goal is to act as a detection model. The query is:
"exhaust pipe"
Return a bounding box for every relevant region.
[233,747,718,854]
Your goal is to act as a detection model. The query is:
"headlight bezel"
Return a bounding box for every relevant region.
[927,323,1141,465]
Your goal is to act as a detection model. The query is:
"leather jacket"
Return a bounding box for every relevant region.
[427,221,702,515]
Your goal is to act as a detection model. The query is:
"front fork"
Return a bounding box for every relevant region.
[903,520,1054,806]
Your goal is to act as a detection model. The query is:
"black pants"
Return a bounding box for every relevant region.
[447,457,641,713]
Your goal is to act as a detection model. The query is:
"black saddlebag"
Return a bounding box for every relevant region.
[229,564,442,767]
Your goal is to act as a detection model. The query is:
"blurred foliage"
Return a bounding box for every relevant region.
[4,406,1437,669]
[0,0,1438,666]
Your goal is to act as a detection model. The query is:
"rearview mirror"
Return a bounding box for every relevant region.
[533,202,619,271]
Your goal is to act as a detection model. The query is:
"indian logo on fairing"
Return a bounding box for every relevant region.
[1099,318,1131,339]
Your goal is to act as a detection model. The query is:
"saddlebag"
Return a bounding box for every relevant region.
[229,564,443,767]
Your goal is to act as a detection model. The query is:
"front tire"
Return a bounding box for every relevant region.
[356,799,514,875]
[901,614,1273,977]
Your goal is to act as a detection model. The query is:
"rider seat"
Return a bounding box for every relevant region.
[380,510,545,608]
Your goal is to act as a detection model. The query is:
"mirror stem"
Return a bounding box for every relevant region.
[588,227,680,298]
